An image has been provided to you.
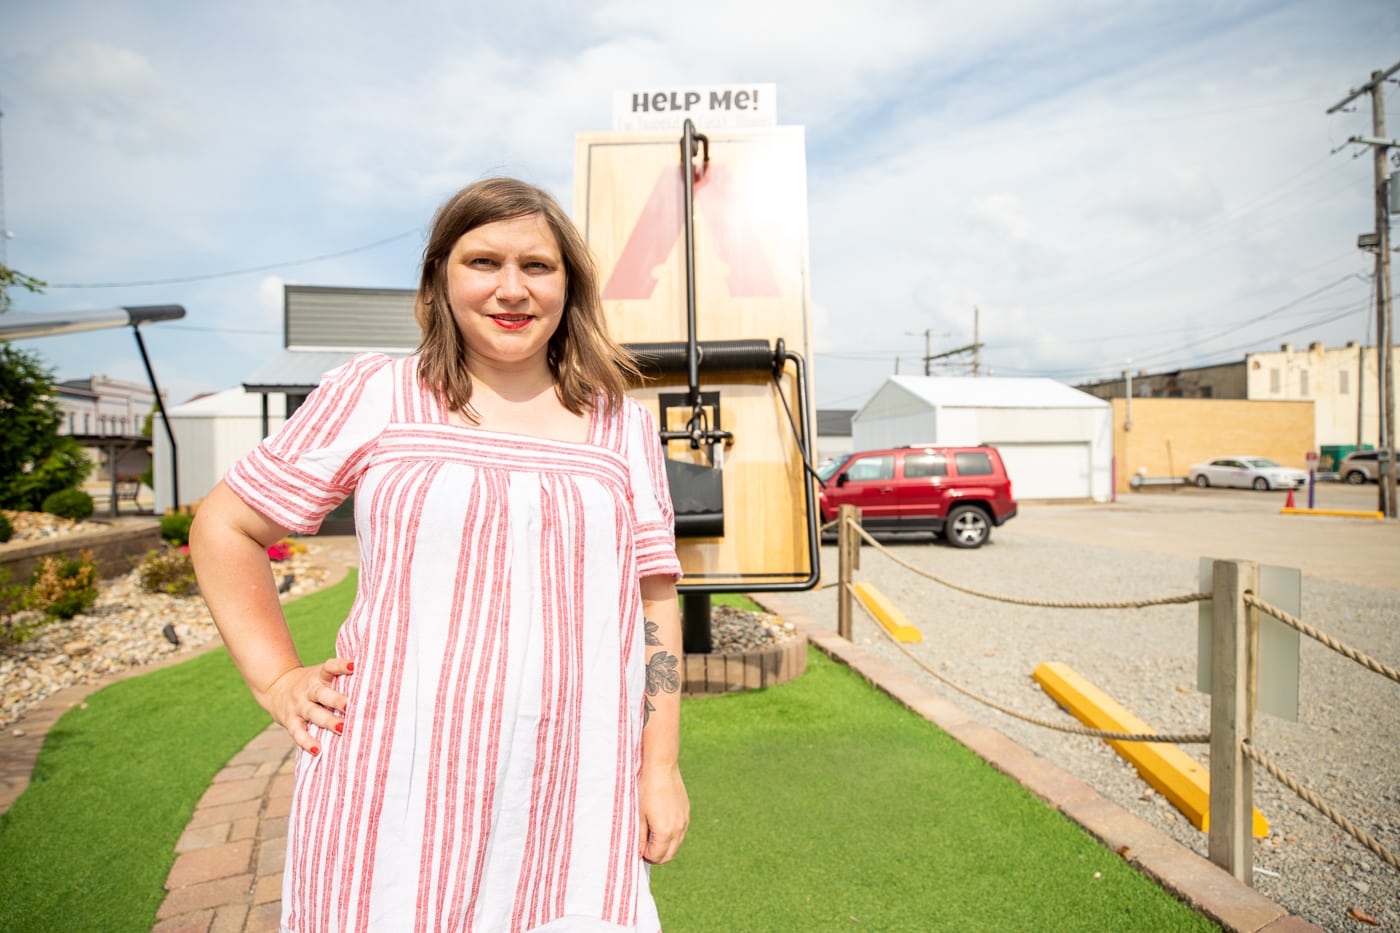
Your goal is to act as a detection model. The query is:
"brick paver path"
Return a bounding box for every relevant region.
[152,725,294,932]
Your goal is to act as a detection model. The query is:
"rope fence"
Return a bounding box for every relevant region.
[830,508,1399,884]
[1245,594,1400,686]
[1242,743,1400,872]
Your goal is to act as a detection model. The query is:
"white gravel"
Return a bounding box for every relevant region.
[768,508,1399,933]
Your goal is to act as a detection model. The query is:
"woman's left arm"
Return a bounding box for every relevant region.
[638,574,689,864]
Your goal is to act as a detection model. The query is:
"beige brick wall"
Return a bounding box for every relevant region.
[1112,398,1315,492]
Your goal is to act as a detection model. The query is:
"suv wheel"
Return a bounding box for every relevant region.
[1345,470,1367,485]
[944,505,990,548]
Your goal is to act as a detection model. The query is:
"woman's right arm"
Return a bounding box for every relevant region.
[190,481,352,754]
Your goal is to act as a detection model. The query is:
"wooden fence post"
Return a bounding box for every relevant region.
[837,504,860,640]
[1208,558,1259,884]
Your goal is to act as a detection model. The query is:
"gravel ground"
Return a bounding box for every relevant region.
[0,514,332,728]
[770,498,1399,933]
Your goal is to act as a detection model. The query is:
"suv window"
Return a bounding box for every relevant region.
[904,453,947,478]
[845,455,895,482]
[953,451,994,476]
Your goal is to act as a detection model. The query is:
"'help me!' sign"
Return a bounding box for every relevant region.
[613,84,777,131]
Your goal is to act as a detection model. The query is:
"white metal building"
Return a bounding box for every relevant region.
[152,388,289,514]
[852,376,1113,501]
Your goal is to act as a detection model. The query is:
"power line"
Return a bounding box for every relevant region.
[45,229,420,289]
[994,297,1372,382]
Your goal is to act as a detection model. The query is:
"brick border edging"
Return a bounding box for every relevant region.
[682,633,807,696]
[753,593,1323,933]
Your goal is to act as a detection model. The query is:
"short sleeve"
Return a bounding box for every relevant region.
[624,400,683,581]
[224,353,395,534]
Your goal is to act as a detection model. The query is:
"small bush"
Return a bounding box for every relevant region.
[41,488,95,521]
[26,549,99,620]
[138,547,199,597]
[0,567,34,647]
[0,511,13,543]
[160,513,194,547]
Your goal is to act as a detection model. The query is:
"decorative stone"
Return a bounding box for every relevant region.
[682,607,807,697]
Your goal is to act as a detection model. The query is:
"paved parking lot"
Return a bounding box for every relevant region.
[1013,482,1398,591]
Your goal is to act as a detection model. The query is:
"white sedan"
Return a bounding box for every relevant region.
[1187,456,1308,491]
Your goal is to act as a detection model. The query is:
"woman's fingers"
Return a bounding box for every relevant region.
[270,658,355,753]
[640,821,686,865]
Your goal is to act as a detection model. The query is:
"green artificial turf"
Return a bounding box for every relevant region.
[653,647,1221,932]
[0,581,1219,932]
[0,572,355,932]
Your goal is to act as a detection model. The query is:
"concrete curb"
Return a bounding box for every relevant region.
[756,592,1324,933]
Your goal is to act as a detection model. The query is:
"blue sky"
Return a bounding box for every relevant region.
[1,0,1396,409]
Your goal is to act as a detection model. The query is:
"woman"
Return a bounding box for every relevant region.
[191,177,688,932]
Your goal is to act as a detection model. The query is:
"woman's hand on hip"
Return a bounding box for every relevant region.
[261,657,355,755]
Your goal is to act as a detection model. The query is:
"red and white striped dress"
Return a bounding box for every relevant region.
[225,353,681,933]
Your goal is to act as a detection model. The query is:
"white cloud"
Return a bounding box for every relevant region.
[32,38,196,152]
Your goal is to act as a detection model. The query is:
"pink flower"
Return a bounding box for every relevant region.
[178,544,191,554]
[267,542,291,562]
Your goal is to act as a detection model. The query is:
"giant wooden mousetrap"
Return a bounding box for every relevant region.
[574,120,820,649]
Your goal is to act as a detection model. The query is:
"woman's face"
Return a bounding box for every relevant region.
[445,213,567,373]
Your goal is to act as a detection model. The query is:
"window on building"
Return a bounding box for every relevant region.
[1340,370,1350,395]
[1299,370,1310,398]
[1269,368,1281,394]
[1200,386,1213,398]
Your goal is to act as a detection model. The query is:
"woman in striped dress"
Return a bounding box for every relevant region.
[191,178,688,932]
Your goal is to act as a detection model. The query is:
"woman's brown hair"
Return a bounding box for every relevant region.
[414,177,639,420]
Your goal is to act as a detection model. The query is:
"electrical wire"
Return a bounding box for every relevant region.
[44,229,420,289]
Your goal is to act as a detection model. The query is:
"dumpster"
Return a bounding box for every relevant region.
[1319,444,1370,472]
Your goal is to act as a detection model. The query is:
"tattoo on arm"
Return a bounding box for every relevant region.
[642,617,679,727]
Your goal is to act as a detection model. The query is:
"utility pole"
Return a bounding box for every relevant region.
[0,105,9,266]
[905,328,948,376]
[972,306,982,376]
[1329,62,1399,518]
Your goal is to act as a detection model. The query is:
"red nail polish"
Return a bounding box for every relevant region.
[346,660,355,673]
[334,722,344,735]
[309,745,320,756]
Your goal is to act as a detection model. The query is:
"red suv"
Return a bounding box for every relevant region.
[817,445,1018,548]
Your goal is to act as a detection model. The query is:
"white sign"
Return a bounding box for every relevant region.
[613,83,777,132]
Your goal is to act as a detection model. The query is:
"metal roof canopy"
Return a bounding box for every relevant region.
[0,304,186,509]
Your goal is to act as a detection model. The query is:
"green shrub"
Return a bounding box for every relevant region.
[0,511,13,543]
[0,566,34,646]
[41,488,95,521]
[160,513,194,546]
[138,547,198,597]
[25,549,99,620]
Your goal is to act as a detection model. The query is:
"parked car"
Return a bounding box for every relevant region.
[816,445,1018,548]
[1187,456,1307,491]
[1338,449,1391,485]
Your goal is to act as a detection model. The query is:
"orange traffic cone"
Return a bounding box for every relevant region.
[1284,486,1296,509]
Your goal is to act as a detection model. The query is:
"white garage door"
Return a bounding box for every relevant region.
[991,442,1092,500]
